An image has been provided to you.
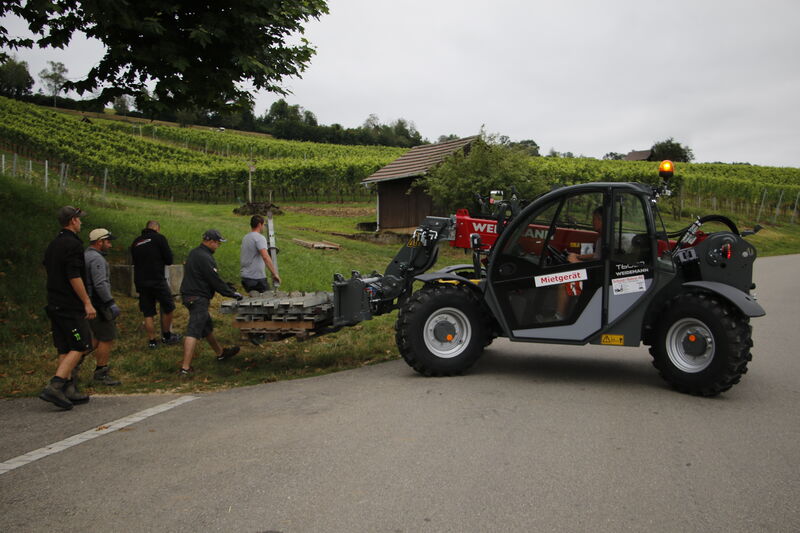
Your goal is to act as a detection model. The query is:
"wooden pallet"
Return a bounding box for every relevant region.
[291,238,340,250]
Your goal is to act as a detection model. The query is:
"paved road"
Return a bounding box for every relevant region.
[2,255,799,532]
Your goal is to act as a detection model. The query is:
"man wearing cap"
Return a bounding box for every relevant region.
[130,220,180,349]
[85,228,122,386]
[40,206,96,410]
[178,229,242,375]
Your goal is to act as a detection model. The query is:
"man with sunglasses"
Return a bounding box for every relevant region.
[40,206,96,410]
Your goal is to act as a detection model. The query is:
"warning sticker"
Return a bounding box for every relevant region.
[612,274,646,295]
[601,334,624,345]
[534,269,588,288]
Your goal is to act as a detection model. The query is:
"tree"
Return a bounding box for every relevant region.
[0,56,34,98]
[1,1,329,112]
[650,137,694,162]
[422,136,548,211]
[112,95,133,115]
[38,61,68,106]
[603,152,625,160]
[509,139,540,157]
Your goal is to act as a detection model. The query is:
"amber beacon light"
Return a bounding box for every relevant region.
[659,160,674,179]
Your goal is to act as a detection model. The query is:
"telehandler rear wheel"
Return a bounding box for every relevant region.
[396,283,486,376]
[650,292,752,396]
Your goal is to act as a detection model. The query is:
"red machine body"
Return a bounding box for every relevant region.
[450,209,598,255]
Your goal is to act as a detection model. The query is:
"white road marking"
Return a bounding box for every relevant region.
[0,395,198,475]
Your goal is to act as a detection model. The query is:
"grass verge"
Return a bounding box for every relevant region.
[1,172,798,398]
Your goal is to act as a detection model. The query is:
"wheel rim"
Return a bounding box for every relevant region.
[423,307,472,359]
[665,318,715,373]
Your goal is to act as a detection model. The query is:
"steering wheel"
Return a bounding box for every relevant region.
[545,244,569,265]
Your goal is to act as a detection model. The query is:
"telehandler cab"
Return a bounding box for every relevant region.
[223,161,764,396]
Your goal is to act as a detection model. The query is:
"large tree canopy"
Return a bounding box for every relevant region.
[0,1,329,112]
[0,55,34,97]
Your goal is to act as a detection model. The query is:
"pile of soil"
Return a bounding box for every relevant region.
[233,202,283,216]
[288,206,375,217]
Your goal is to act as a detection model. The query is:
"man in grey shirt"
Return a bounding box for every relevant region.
[84,228,122,386]
[240,215,281,294]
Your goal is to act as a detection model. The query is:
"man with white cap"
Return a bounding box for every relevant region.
[85,228,122,386]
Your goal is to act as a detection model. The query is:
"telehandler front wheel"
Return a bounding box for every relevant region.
[650,292,752,396]
[396,284,486,376]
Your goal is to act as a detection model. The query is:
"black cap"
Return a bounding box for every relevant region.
[57,206,87,226]
[202,229,226,242]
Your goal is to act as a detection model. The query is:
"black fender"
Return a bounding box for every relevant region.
[683,281,765,317]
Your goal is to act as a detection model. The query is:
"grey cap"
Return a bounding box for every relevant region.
[57,206,86,226]
[202,229,226,242]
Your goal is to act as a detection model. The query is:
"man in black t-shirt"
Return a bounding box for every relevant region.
[131,220,180,349]
[40,206,96,410]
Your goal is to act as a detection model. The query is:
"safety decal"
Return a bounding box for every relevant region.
[612,274,646,295]
[601,334,624,345]
[534,269,587,288]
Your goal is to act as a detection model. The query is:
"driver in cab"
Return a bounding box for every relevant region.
[567,206,603,263]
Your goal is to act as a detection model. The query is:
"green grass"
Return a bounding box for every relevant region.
[1,170,798,398]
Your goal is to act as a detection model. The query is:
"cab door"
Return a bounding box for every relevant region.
[485,190,607,342]
[485,187,657,344]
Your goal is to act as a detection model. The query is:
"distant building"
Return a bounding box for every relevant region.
[623,149,653,161]
[362,136,478,231]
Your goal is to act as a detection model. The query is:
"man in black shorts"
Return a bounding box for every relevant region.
[131,220,180,349]
[178,229,242,376]
[40,206,96,410]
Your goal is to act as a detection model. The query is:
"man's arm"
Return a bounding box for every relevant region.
[159,235,174,266]
[69,276,97,320]
[258,248,281,285]
[201,255,237,298]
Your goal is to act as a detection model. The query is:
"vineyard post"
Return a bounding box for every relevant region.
[772,189,785,224]
[791,191,799,224]
[103,168,108,196]
[44,160,48,191]
[27,159,32,184]
[247,163,254,203]
[756,188,767,222]
[12,153,17,178]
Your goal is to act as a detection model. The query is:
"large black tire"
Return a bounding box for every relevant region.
[650,292,752,396]
[396,284,487,376]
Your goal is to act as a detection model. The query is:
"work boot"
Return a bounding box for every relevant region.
[39,380,73,410]
[63,379,90,404]
[148,339,159,349]
[93,366,121,386]
[162,332,182,345]
[216,346,240,361]
[177,366,195,378]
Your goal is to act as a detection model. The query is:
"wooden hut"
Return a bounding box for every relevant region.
[362,136,478,231]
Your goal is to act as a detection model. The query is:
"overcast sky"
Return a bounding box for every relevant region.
[3,0,799,167]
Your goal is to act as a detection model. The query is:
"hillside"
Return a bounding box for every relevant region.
[0,96,406,202]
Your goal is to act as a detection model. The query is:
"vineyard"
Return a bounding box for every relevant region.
[1,96,799,221]
[0,97,405,202]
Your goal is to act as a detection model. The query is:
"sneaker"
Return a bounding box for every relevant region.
[162,332,182,345]
[93,368,121,386]
[63,379,90,404]
[177,366,195,377]
[148,339,159,349]
[216,346,240,361]
[39,382,74,410]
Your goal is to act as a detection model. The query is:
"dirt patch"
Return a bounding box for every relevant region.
[287,206,375,217]
[233,202,283,216]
